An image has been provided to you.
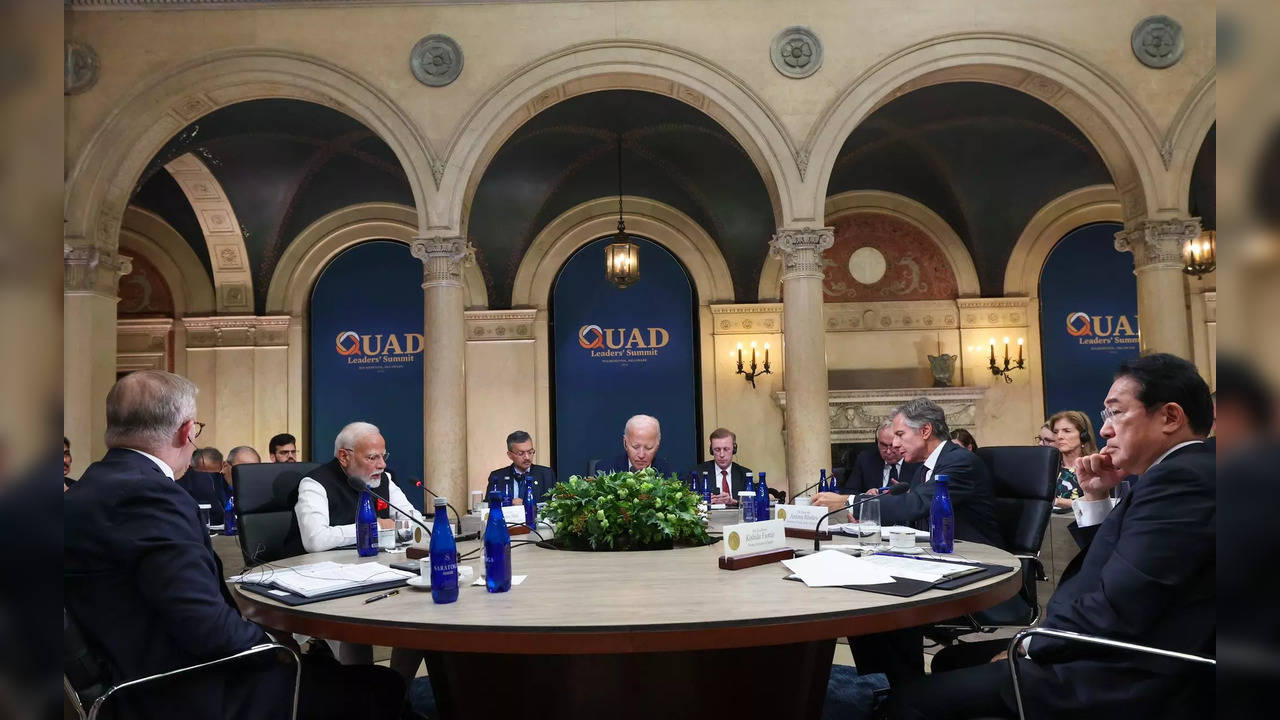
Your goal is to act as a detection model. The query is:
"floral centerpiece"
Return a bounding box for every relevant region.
[542,468,712,551]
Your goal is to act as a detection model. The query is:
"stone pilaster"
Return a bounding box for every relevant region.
[1114,219,1199,357]
[769,227,834,497]
[411,235,473,510]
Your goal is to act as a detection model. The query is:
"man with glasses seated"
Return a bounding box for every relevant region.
[293,421,426,554]
[485,430,557,504]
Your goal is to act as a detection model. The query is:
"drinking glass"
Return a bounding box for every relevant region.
[858,498,881,549]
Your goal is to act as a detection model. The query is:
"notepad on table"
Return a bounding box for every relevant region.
[860,553,983,583]
[231,561,414,598]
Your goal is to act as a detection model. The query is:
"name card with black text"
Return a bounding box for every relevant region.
[722,519,786,558]
[774,504,833,531]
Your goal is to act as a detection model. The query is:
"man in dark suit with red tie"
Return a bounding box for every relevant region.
[692,427,752,505]
[887,354,1216,719]
[64,370,405,720]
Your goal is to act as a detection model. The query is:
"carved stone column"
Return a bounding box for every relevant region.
[770,227,834,497]
[64,242,132,469]
[411,236,474,510]
[1114,219,1198,358]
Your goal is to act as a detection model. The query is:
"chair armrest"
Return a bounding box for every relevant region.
[1012,553,1046,581]
[88,643,300,720]
[1006,627,1214,720]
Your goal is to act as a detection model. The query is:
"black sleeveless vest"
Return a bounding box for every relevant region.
[307,458,391,524]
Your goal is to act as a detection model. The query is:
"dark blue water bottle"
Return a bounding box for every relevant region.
[744,471,756,499]
[483,493,512,592]
[523,478,537,527]
[502,476,513,506]
[429,497,459,604]
[700,471,712,508]
[222,494,237,536]
[756,471,770,521]
[930,474,955,554]
[818,468,829,493]
[356,487,378,557]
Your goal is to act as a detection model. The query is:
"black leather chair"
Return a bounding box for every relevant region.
[233,462,320,567]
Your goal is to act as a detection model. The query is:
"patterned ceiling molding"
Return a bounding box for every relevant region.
[182,315,290,348]
[163,153,254,313]
[823,300,959,333]
[464,309,537,342]
[956,298,1030,329]
[774,387,986,443]
[709,303,783,335]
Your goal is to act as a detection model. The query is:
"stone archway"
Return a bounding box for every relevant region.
[1167,74,1215,216]
[804,34,1166,227]
[437,41,799,235]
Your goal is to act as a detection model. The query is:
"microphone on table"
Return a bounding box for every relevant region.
[810,483,910,552]
[793,470,836,498]
[411,477,465,536]
[346,475,431,538]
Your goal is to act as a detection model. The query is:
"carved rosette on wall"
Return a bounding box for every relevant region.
[64,243,132,296]
[710,304,783,335]
[1114,218,1200,272]
[770,26,823,79]
[824,301,959,332]
[1131,15,1184,69]
[465,310,537,341]
[411,236,474,289]
[770,227,834,282]
[410,34,464,87]
[65,41,100,95]
[774,387,986,443]
[956,298,1029,329]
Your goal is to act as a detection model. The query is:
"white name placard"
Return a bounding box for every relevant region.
[774,504,832,531]
[722,519,787,558]
[481,505,530,525]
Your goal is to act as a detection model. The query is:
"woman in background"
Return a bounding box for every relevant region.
[1047,410,1098,509]
[950,428,978,453]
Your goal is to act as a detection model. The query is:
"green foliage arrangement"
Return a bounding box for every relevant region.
[542,468,712,551]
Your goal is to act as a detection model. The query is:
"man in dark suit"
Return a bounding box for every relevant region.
[64,370,404,720]
[888,353,1216,719]
[597,414,674,476]
[837,420,921,495]
[485,430,557,502]
[692,427,752,505]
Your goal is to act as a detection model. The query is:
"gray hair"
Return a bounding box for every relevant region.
[892,397,951,440]
[227,445,260,464]
[506,430,532,450]
[334,421,380,456]
[623,414,661,440]
[104,371,198,450]
[876,419,894,437]
[192,446,223,466]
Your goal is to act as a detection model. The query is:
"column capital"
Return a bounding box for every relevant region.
[411,235,474,289]
[1114,218,1200,272]
[769,227,834,281]
[64,240,132,296]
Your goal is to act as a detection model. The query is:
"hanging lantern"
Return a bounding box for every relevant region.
[605,235,639,289]
[1182,230,1216,278]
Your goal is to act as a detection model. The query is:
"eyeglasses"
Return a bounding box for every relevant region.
[1099,407,1119,425]
[192,421,206,439]
[342,448,390,463]
[510,449,536,457]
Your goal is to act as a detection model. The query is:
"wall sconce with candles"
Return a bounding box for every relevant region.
[1182,230,1216,278]
[733,340,772,388]
[987,336,1024,383]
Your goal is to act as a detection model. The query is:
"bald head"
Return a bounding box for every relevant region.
[622,415,661,470]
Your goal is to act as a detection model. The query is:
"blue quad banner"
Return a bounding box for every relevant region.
[552,236,698,480]
[309,240,425,511]
[1039,223,1139,421]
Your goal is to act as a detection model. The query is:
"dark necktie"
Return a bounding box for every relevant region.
[721,468,731,496]
[889,463,899,483]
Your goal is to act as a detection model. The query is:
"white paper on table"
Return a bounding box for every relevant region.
[780,550,896,587]
[860,554,979,582]
[231,560,414,597]
[472,574,528,587]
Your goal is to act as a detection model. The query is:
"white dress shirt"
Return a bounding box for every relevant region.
[1070,440,1205,527]
[919,440,949,485]
[295,471,428,553]
[126,448,175,480]
[880,459,904,486]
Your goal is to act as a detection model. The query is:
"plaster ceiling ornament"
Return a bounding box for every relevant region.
[410,34,464,87]
[770,26,823,79]
[1131,15,1184,69]
[64,41,99,96]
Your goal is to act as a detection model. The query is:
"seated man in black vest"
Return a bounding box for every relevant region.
[64,370,404,720]
[294,421,426,554]
[887,353,1216,719]
[597,414,674,476]
[485,430,556,502]
[691,427,751,505]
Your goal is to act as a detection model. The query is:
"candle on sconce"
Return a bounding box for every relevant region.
[1003,337,1010,364]
[763,342,770,365]
[1017,337,1024,364]
[989,338,996,364]
[750,340,758,366]
[737,342,743,365]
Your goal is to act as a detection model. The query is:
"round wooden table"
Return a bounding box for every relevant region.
[238,537,1019,719]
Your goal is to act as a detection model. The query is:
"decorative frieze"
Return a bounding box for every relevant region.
[823,300,958,332]
[1114,218,1200,272]
[770,227,834,282]
[64,242,132,295]
[464,310,537,341]
[774,387,986,443]
[412,236,474,289]
[117,318,173,373]
[710,304,783,335]
[956,298,1030,329]
[182,315,289,349]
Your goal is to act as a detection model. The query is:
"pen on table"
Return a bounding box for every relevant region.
[363,589,400,604]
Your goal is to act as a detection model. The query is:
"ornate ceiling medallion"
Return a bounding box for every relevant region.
[1131,15,1184,69]
[410,34,464,87]
[770,26,823,79]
